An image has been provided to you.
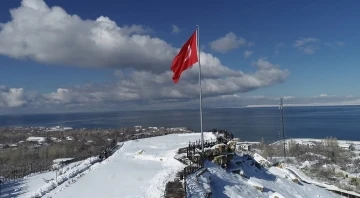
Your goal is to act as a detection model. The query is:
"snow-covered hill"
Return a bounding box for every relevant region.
[1,133,344,198]
[186,154,341,198]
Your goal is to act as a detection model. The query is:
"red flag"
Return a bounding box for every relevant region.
[171,30,198,83]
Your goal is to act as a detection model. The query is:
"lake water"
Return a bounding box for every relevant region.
[1,106,360,142]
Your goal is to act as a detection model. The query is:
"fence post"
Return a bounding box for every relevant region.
[184,178,186,197]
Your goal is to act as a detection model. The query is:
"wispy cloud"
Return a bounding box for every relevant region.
[293,38,321,54]
[244,50,253,59]
[171,24,181,33]
[275,42,285,49]
[274,42,285,54]
[324,41,345,48]
[294,38,345,54]
[247,41,255,47]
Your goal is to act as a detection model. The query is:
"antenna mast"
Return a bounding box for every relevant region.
[280,97,286,161]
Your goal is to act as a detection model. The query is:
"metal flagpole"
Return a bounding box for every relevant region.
[196,25,204,155]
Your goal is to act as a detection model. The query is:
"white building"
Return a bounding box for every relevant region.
[66,136,74,141]
[26,136,46,143]
[236,142,253,151]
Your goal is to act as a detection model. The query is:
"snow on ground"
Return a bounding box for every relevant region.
[285,165,360,197]
[272,138,360,149]
[187,155,342,198]
[38,132,215,198]
[28,156,100,198]
[0,160,84,198]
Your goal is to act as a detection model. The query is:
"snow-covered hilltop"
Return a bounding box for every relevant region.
[0,132,345,198]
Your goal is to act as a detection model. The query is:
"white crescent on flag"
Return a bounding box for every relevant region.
[184,45,191,62]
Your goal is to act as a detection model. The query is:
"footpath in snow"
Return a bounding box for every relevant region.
[1,159,90,198]
[39,133,215,198]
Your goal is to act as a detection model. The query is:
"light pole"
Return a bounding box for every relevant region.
[280,98,286,161]
[0,177,2,197]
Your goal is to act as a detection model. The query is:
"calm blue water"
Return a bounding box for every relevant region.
[1,106,360,142]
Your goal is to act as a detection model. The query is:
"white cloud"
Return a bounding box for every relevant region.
[336,41,345,47]
[283,96,294,100]
[0,55,290,111]
[247,41,254,47]
[324,41,345,48]
[3,83,360,113]
[171,24,181,33]
[319,94,328,97]
[43,55,289,105]
[0,0,175,72]
[0,86,27,107]
[294,38,344,54]
[293,38,321,54]
[244,50,253,59]
[209,32,246,53]
[0,0,291,112]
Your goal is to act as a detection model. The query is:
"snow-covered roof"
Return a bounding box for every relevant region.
[53,158,74,164]
[66,136,74,141]
[26,136,46,142]
[236,141,260,145]
[253,153,271,165]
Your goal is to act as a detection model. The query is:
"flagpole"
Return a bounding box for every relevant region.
[196,25,204,155]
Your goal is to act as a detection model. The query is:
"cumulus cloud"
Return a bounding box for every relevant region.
[171,25,181,33]
[209,32,246,53]
[43,56,289,105]
[244,50,253,59]
[0,0,291,112]
[0,55,289,111]
[0,0,175,72]
[293,38,321,54]
[0,86,27,107]
[3,83,360,113]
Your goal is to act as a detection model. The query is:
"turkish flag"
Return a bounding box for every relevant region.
[171,30,198,83]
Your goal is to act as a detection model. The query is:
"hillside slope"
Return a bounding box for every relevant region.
[186,154,341,198]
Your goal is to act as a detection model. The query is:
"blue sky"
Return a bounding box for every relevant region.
[0,0,360,113]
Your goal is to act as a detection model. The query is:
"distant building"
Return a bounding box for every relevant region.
[26,136,46,143]
[50,137,61,142]
[46,126,73,132]
[236,141,260,151]
[236,142,249,151]
[134,126,142,132]
[297,141,316,148]
[66,136,74,141]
